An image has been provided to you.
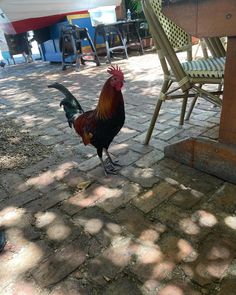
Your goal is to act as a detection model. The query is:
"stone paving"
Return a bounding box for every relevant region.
[0,52,236,295]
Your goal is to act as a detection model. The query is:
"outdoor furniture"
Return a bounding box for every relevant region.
[203,37,226,58]
[186,36,226,120]
[94,20,146,63]
[4,32,32,62]
[155,4,193,62]
[94,23,128,63]
[194,37,226,59]
[1,51,15,65]
[119,20,144,55]
[60,24,100,70]
[158,0,236,183]
[142,0,224,145]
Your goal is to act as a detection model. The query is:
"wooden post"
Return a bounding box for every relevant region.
[219,37,236,145]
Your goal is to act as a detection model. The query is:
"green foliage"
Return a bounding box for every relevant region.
[125,0,143,18]
[123,0,150,37]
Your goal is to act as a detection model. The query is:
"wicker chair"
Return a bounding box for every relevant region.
[142,0,224,145]
[195,37,226,59]
[156,2,193,62]
[203,37,226,58]
[186,36,226,120]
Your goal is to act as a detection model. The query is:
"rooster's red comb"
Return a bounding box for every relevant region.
[107,65,124,80]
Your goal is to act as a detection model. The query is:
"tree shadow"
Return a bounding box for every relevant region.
[0,53,235,295]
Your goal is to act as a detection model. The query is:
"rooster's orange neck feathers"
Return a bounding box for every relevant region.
[95,79,117,120]
[96,66,124,120]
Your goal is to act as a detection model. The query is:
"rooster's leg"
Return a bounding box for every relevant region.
[104,149,122,167]
[99,157,117,176]
[97,149,117,175]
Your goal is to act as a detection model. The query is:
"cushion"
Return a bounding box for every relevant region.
[181,57,225,78]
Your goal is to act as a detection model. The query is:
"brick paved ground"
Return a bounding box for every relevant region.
[0,52,236,295]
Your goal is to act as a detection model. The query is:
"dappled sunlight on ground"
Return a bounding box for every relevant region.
[0,52,236,294]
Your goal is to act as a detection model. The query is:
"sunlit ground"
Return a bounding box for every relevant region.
[0,48,236,295]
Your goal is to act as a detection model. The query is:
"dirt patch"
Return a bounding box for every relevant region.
[0,120,52,171]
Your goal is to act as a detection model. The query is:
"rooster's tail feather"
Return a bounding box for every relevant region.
[48,82,84,128]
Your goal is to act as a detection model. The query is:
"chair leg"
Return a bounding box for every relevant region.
[117,29,128,59]
[217,83,223,92]
[144,80,170,145]
[193,41,200,60]
[105,40,111,63]
[144,99,163,145]
[185,84,202,120]
[179,94,188,125]
[185,96,198,121]
[201,39,209,58]
[86,31,100,66]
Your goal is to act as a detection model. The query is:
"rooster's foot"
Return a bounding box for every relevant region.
[104,158,122,167]
[111,159,122,167]
[104,149,123,167]
[99,156,119,176]
[104,162,119,175]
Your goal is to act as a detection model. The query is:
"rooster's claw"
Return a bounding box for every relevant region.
[104,162,120,176]
[104,158,122,167]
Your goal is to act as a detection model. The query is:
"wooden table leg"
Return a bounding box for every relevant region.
[219,36,236,145]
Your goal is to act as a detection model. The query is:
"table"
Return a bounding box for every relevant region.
[94,20,145,62]
[118,20,145,54]
[161,0,236,183]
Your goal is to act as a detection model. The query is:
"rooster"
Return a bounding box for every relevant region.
[48,65,125,175]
